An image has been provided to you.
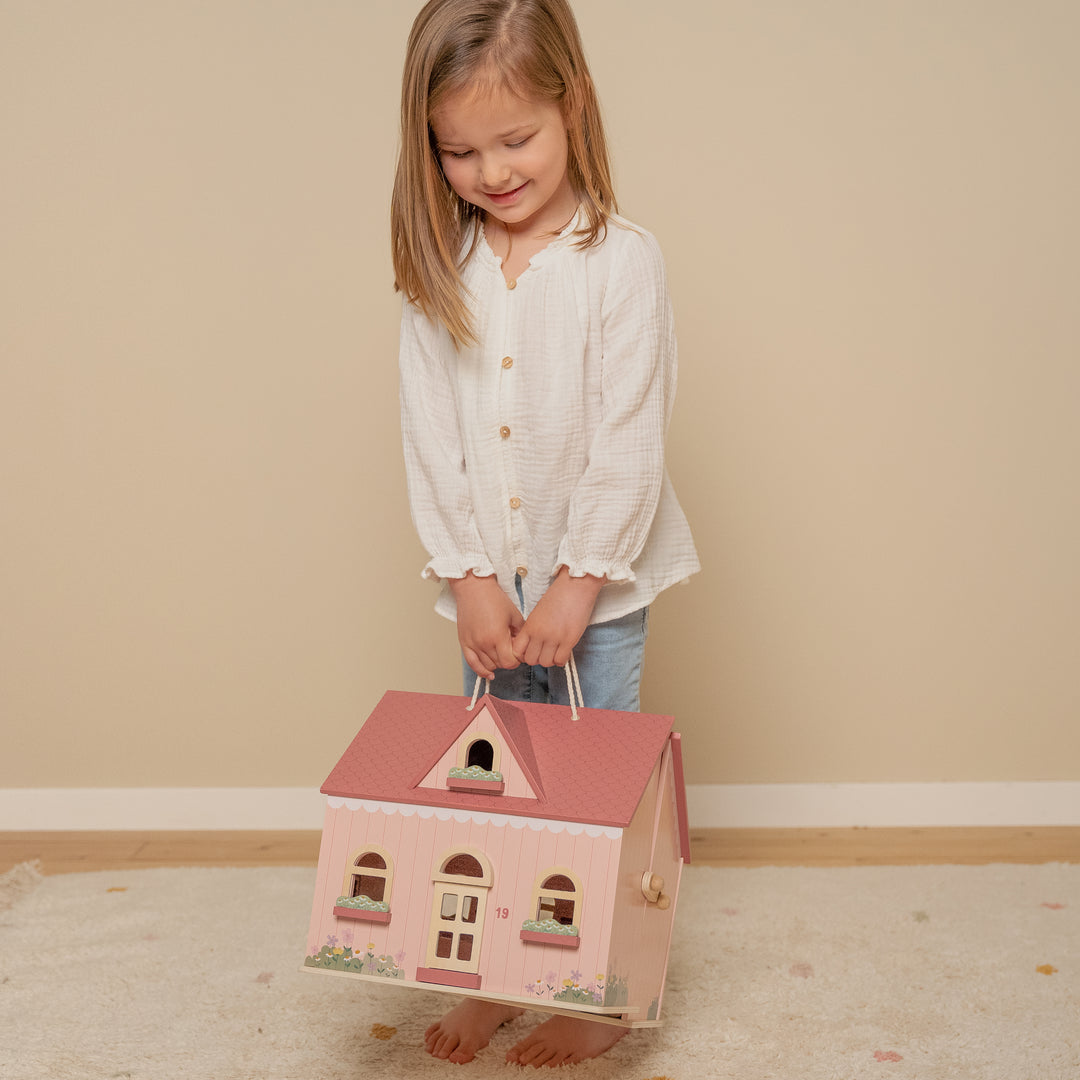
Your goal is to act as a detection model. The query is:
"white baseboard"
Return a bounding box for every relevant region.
[0,788,327,831]
[1,782,1078,831]
[685,782,1080,828]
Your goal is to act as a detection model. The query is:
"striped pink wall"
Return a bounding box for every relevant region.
[307,801,624,1008]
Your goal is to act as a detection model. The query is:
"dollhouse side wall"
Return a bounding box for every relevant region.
[306,800,623,1010]
[640,744,687,1018]
[604,748,683,1021]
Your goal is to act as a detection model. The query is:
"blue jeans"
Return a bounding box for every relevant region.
[461,577,649,712]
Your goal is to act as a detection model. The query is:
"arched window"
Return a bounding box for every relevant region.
[466,739,495,771]
[448,735,505,792]
[345,847,394,904]
[457,733,502,775]
[535,872,579,926]
[436,850,492,884]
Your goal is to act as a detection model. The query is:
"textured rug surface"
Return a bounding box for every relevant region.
[0,861,1077,1079]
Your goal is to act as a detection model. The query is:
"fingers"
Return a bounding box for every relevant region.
[463,631,519,677]
[513,633,554,669]
[513,629,571,669]
[492,636,520,671]
[463,647,495,681]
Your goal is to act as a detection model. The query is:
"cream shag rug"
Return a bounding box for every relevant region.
[0,861,1077,1079]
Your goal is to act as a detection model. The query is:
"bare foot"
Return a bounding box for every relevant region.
[505,1015,627,1068]
[424,999,525,1064]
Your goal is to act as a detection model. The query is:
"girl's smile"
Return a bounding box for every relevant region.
[485,181,530,206]
[431,84,577,238]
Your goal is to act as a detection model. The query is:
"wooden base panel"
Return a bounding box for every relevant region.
[1,826,1078,877]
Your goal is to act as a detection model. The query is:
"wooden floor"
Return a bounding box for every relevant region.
[3,826,1078,876]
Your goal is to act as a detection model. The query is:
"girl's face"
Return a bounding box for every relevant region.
[431,83,577,234]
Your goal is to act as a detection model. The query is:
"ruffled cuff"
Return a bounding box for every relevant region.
[421,555,496,583]
[552,556,636,585]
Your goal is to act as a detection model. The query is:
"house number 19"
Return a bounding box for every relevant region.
[495,906,510,919]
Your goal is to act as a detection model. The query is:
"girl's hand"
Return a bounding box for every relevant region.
[450,572,525,680]
[513,568,604,669]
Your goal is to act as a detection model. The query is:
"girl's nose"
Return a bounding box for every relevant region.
[479,154,511,189]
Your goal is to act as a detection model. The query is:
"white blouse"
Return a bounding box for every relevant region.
[399,212,700,625]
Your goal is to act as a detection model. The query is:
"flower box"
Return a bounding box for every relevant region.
[333,905,392,924]
[447,777,505,794]
[520,929,580,949]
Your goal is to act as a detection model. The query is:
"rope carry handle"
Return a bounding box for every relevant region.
[466,676,490,711]
[466,651,583,721]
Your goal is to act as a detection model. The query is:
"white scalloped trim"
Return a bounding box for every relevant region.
[325,796,622,839]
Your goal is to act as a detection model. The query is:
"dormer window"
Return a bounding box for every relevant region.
[447,734,505,793]
[467,739,495,771]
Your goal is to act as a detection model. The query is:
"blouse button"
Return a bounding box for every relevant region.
[509,496,522,510]
[506,279,517,290]
[501,356,514,369]
[516,566,528,578]
[499,425,511,439]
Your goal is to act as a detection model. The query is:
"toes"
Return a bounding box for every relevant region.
[426,1029,459,1060]
[545,1048,574,1068]
[513,1041,553,1069]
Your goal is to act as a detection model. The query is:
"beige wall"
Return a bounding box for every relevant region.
[3,1,1078,791]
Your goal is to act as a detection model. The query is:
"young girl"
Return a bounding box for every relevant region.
[392,0,699,1067]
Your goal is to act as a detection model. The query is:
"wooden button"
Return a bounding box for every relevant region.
[501,356,514,369]
[499,425,511,439]
[506,279,517,290]
[516,566,528,578]
[509,496,521,509]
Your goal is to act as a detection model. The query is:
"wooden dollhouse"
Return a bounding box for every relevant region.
[303,688,690,1027]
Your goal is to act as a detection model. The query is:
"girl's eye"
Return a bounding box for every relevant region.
[444,149,472,160]
[507,137,530,149]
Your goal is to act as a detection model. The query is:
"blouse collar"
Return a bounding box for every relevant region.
[475,206,584,277]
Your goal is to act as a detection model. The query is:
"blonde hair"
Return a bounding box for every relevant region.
[391,0,617,346]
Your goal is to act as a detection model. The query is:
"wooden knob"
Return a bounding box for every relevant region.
[641,871,669,905]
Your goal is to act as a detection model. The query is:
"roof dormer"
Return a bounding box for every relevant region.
[413,696,543,801]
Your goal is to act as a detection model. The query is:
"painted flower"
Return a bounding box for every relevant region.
[570,969,582,982]
[562,978,574,987]
[326,935,339,948]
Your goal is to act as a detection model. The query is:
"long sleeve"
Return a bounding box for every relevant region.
[398,300,495,582]
[555,230,674,582]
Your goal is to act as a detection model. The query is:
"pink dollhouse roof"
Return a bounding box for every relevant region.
[321,691,682,830]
